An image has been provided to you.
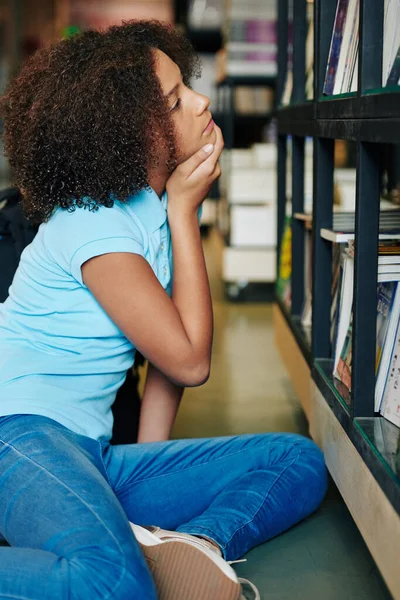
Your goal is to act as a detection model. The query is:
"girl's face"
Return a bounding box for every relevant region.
[154,49,217,164]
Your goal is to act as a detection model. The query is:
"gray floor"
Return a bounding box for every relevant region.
[172,229,392,600]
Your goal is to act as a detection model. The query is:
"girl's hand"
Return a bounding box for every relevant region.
[166,125,224,215]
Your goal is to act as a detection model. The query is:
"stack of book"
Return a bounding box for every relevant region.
[234,86,274,114]
[220,144,278,286]
[332,240,400,429]
[298,209,400,328]
[323,0,359,95]
[280,4,313,105]
[225,0,277,77]
[324,0,400,95]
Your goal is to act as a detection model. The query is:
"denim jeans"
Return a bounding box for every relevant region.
[0,414,328,600]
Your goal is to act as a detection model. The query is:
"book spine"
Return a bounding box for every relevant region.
[381,319,400,427]
[386,45,400,86]
[323,0,350,95]
[340,0,359,93]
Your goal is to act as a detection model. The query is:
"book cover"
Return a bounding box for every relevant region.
[305,16,314,99]
[342,2,359,93]
[376,282,397,373]
[334,253,354,374]
[276,217,292,308]
[386,44,400,86]
[375,283,400,411]
[323,0,349,95]
[333,0,359,95]
[301,231,313,328]
[336,316,353,390]
[331,256,344,349]
[381,318,400,428]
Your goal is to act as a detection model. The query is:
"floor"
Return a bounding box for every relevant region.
[171,229,392,600]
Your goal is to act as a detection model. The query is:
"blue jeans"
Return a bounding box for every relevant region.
[0,414,327,599]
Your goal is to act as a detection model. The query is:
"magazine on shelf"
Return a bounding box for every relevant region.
[343,0,359,93]
[380,318,400,427]
[333,251,354,375]
[334,280,400,396]
[375,283,400,411]
[386,44,400,86]
[305,12,314,99]
[336,315,353,390]
[332,0,359,95]
[323,0,349,95]
[276,217,292,308]
[333,243,400,373]
[383,0,400,85]
[330,243,342,345]
[332,236,400,407]
[301,230,313,328]
[348,240,400,263]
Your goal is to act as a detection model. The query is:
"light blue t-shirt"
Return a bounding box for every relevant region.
[0,188,173,441]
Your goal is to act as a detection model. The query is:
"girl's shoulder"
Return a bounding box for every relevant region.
[42,201,148,284]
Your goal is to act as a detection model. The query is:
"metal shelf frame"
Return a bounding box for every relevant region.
[275,0,400,517]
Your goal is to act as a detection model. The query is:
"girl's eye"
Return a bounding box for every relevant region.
[171,98,181,112]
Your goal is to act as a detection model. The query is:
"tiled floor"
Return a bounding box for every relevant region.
[172,228,391,600]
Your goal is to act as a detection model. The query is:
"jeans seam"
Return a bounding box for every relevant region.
[98,441,113,487]
[0,439,126,600]
[221,445,302,553]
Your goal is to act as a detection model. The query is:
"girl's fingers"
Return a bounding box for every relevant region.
[189,126,224,180]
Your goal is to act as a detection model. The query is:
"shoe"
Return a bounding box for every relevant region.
[130,523,243,600]
[139,525,224,558]
[238,577,261,600]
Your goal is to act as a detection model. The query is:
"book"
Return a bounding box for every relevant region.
[348,240,400,263]
[331,248,344,350]
[276,216,292,308]
[320,229,400,244]
[301,230,313,328]
[333,252,400,380]
[335,282,400,397]
[375,283,400,411]
[334,251,354,375]
[281,70,293,106]
[333,0,359,95]
[380,318,400,427]
[336,315,353,390]
[341,0,359,93]
[305,12,314,99]
[376,283,397,371]
[386,44,400,86]
[323,0,349,95]
[383,0,400,84]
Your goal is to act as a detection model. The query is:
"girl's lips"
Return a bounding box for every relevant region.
[203,118,215,134]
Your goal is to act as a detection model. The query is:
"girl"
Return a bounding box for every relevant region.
[0,21,328,600]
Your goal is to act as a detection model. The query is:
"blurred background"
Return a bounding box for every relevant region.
[0,0,281,301]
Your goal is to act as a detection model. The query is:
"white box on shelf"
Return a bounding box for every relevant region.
[226,61,277,77]
[252,143,276,168]
[230,204,276,246]
[230,149,254,169]
[228,168,276,203]
[223,246,276,282]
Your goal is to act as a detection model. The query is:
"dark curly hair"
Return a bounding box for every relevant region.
[0,21,201,223]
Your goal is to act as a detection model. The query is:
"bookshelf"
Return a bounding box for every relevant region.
[275,1,400,598]
[215,0,278,301]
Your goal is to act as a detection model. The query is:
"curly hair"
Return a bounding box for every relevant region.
[0,21,201,223]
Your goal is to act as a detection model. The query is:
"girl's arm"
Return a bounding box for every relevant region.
[137,363,184,443]
[82,127,223,389]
